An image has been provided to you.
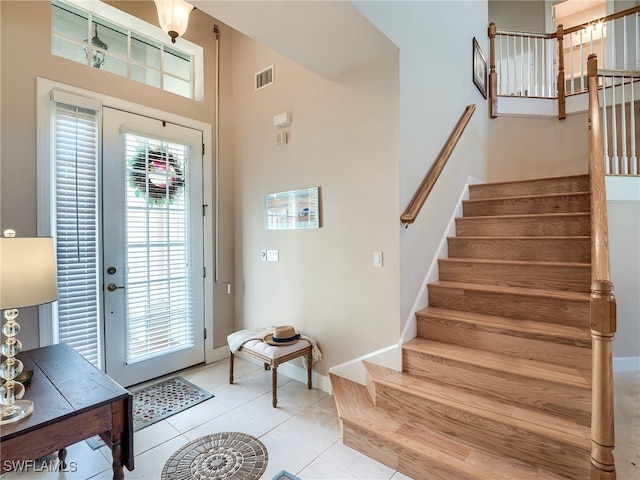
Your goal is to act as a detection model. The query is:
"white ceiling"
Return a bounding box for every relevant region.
[191,1,398,78]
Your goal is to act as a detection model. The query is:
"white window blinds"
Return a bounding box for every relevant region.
[124,134,194,363]
[53,102,101,367]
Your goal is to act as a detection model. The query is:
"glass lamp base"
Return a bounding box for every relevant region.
[0,399,33,424]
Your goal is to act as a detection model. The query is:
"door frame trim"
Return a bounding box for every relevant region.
[36,77,215,365]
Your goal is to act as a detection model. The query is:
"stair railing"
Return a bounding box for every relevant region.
[587,53,617,480]
[598,67,640,175]
[489,6,640,124]
[400,104,476,227]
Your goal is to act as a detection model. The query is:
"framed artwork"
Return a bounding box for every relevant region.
[264,186,321,230]
[473,37,488,99]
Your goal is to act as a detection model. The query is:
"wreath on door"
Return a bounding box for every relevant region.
[128,147,184,205]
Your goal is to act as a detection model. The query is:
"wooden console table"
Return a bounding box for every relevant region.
[0,343,134,479]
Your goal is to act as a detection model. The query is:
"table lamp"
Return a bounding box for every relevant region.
[0,231,58,424]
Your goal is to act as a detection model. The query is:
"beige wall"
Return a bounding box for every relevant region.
[0,1,235,351]
[488,112,589,181]
[230,31,401,375]
[489,0,547,31]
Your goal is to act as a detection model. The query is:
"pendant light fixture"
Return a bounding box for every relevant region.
[154,0,195,43]
[84,22,108,69]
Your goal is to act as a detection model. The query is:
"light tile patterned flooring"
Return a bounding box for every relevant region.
[1,358,638,480]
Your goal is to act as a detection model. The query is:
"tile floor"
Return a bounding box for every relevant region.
[1,358,638,480]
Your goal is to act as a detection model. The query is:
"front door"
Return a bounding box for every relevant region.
[102,107,205,387]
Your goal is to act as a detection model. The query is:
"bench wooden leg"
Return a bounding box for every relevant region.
[229,352,234,384]
[272,364,278,408]
[307,353,312,390]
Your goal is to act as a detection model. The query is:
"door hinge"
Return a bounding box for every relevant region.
[203,204,208,217]
[203,266,207,278]
[204,328,207,340]
[202,143,205,155]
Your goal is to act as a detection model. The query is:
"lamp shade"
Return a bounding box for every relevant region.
[0,237,58,309]
[154,0,194,43]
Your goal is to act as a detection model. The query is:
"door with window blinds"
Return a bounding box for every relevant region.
[102,108,205,387]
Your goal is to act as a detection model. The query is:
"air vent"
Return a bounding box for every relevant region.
[255,65,274,91]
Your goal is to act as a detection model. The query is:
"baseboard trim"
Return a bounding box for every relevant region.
[613,356,640,372]
[208,345,231,364]
[328,343,402,386]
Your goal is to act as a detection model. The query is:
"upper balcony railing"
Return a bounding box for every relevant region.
[489,6,640,118]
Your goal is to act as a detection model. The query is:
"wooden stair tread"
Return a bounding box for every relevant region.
[404,338,591,389]
[448,235,591,240]
[471,174,589,188]
[439,257,590,268]
[430,280,590,301]
[440,257,590,268]
[464,191,590,203]
[344,407,577,480]
[459,212,590,220]
[373,371,590,446]
[416,307,591,344]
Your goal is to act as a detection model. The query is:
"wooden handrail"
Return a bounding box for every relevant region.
[400,104,476,227]
[586,53,617,480]
[565,5,640,36]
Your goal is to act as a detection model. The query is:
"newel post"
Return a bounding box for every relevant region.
[489,23,498,118]
[557,24,566,119]
[590,279,617,480]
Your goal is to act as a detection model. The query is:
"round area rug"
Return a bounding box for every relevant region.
[161,432,268,480]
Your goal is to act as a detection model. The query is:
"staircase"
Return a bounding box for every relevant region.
[331,174,594,480]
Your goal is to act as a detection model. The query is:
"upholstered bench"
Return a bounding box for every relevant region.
[229,339,313,407]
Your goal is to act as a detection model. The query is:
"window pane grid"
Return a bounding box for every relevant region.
[51,0,194,99]
[124,134,193,364]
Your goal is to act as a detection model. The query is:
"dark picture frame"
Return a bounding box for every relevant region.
[473,37,488,99]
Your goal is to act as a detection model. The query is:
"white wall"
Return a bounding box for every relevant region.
[354,0,490,329]
[230,31,401,376]
[607,177,640,364]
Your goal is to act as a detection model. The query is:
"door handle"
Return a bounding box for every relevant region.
[107,283,125,292]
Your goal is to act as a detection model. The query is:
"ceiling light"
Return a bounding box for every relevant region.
[154,0,194,43]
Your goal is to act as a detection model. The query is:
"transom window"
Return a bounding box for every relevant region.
[51,0,202,100]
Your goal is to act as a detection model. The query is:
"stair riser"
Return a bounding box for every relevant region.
[402,349,591,425]
[342,422,479,480]
[375,385,590,479]
[438,259,591,292]
[428,285,590,327]
[463,194,590,217]
[417,316,592,369]
[469,176,590,199]
[448,237,591,262]
[456,215,590,237]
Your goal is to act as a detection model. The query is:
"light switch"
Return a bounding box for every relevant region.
[267,249,279,262]
[373,251,383,267]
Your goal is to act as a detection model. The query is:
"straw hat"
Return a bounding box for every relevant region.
[263,325,301,346]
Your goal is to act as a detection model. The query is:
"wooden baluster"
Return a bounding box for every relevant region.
[557,24,566,119]
[489,23,498,118]
[587,54,617,480]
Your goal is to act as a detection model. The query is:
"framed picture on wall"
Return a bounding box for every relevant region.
[264,186,321,230]
[473,37,488,99]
